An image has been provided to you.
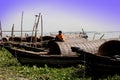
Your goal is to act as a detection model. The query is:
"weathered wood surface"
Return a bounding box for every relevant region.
[5,46,82,66]
[98,40,120,56]
[4,37,120,66]
[49,38,120,56]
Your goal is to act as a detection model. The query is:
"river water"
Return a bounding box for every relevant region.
[2,31,120,40]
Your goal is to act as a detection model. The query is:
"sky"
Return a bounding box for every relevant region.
[0,0,120,34]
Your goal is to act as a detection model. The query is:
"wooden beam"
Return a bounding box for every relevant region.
[34,13,41,43]
[11,24,14,41]
[41,15,43,41]
[21,11,24,43]
[0,20,2,41]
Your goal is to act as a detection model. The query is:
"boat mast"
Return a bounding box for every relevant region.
[21,11,24,43]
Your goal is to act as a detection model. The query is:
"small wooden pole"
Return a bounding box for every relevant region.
[11,24,14,42]
[99,34,104,39]
[35,13,41,43]
[93,33,96,40]
[82,28,85,34]
[0,21,2,41]
[41,15,43,41]
[31,15,38,43]
[21,11,24,43]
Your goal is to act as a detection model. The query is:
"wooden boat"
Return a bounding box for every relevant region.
[3,37,50,52]
[4,39,120,67]
[3,34,89,66]
[4,46,82,66]
[71,46,120,73]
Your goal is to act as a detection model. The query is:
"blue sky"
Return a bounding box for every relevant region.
[0,0,120,33]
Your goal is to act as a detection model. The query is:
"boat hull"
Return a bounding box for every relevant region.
[5,46,82,66]
[72,47,120,72]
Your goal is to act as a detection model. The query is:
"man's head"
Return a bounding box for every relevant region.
[58,31,62,34]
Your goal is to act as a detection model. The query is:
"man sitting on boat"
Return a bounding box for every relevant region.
[55,30,65,42]
[47,30,65,50]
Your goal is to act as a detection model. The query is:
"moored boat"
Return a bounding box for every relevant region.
[71,46,120,79]
[4,46,82,66]
[4,38,120,67]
